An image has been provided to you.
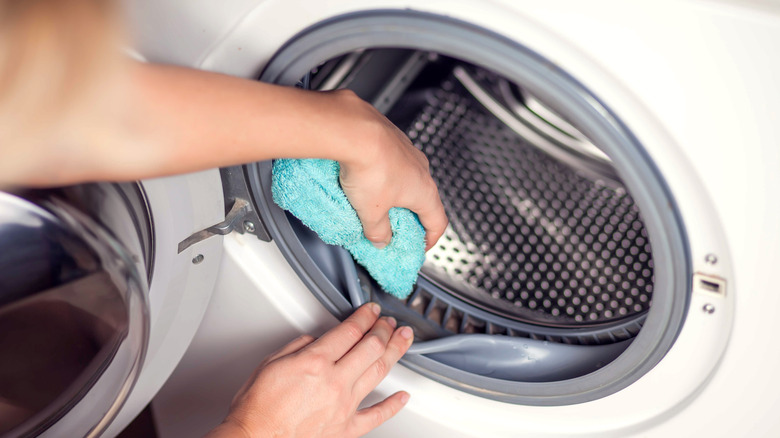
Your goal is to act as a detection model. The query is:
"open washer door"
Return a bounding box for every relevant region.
[0,165,226,436]
[0,186,149,437]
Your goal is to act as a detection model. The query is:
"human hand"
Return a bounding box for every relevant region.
[206,303,414,438]
[331,90,448,251]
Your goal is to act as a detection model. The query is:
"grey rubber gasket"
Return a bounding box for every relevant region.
[247,10,690,405]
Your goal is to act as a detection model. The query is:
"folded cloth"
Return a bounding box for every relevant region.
[271,158,426,299]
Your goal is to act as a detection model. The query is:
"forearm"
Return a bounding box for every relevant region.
[124,62,446,247]
[116,62,376,177]
[2,60,447,247]
[8,61,377,186]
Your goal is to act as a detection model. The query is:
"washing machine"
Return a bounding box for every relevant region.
[93,0,780,436]
[0,172,225,437]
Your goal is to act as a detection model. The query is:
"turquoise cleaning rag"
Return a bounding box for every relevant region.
[271,158,426,299]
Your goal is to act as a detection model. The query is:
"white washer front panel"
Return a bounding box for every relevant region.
[105,170,224,436]
[128,1,780,436]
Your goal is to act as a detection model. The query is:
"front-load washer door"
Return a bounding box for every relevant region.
[0,187,149,438]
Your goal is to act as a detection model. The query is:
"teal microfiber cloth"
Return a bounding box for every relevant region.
[271,158,426,299]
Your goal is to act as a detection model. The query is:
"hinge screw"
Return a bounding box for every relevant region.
[244,221,256,233]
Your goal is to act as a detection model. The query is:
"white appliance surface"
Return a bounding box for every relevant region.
[114,0,780,436]
[101,170,225,437]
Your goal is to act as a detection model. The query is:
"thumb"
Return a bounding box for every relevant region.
[358,209,393,249]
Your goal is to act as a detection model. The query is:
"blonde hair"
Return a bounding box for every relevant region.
[0,0,124,186]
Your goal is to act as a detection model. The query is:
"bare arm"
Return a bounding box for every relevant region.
[88,63,384,179]
[9,61,447,248]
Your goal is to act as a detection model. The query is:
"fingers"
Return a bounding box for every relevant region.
[309,303,381,360]
[414,199,448,251]
[352,326,413,400]
[402,142,448,251]
[358,201,447,251]
[394,147,448,251]
[350,391,410,437]
[336,316,396,378]
[338,162,392,249]
[358,207,393,249]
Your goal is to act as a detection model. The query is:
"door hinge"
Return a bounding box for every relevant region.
[177,166,271,253]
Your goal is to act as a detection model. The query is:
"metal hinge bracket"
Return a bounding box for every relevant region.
[177,166,271,253]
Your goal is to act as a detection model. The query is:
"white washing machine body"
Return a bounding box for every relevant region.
[120,1,780,437]
[97,171,225,437]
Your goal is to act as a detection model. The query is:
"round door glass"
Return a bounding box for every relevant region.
[0,190,149,437]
